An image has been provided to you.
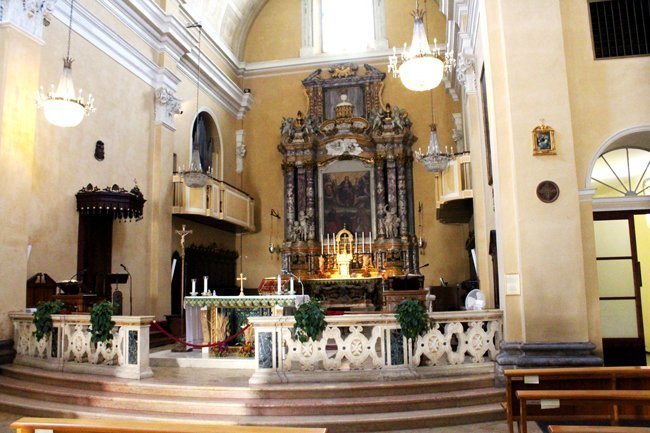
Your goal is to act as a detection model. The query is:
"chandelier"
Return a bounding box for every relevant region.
[414,90,452,172]
[36,0,95,127]
[181,22,210,189]
[388,0,454,92]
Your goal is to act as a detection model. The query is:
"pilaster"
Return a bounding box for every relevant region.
[0,23,43,339]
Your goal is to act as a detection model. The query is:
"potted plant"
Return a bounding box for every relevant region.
[293,298,327,343]
[89,301,115,347]
[32,300,64,341]
[395,298,433,342]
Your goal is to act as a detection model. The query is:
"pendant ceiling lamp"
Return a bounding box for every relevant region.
[37,0,95,127]
[388,0,454,92]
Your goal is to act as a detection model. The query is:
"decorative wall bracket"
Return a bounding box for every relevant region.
[154,87,182,130]
[0,0,57,39]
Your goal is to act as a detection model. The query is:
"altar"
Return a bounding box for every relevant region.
[184,295,309,347]
[303,277,382,310]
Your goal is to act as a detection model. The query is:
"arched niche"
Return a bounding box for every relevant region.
[189,109,224,180]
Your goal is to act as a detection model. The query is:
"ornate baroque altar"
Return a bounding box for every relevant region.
[278,63,419,287]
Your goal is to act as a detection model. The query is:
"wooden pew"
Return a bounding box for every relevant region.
[517,390,650,433]
[504,367,650,433]
[548,426,650,432]
[10,418,328,433]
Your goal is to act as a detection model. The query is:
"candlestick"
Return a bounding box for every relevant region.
[277,274,282,294]
[191,279,197,295]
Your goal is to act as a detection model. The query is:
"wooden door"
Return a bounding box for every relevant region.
[594,212,645,366]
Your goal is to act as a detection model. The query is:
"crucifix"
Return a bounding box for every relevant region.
[172,224,193,352]
[237,272,247,297]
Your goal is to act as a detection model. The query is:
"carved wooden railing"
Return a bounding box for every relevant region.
[10,312,153,379]
[249,310,502,384]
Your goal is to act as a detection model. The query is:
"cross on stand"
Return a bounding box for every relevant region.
[172,224,193,352]
[237,273,247,297]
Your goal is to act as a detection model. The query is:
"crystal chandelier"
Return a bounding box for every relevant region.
[36,0,95,127]
[181,22,210,189]
[414,90,452,172]
[388,0,454,92]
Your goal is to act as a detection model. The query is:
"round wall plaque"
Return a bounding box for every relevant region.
[536,180,560,203]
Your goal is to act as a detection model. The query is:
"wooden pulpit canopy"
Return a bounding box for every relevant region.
[76,183,146,221]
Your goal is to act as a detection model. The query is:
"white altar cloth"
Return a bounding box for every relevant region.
[184,295,310,346]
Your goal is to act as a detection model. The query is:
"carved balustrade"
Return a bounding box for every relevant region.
[249,310,502,384]
[10,312,153,379]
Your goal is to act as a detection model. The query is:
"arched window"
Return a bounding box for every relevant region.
[300,0,387,57]
[590,147,650,198]
[322,0,374,53]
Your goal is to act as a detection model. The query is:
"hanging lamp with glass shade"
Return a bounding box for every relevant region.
[36,0,95,127]
[388,0,454,92]
[414,90,452,172]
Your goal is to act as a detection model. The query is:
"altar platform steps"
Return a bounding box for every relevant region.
[0,365,505,432]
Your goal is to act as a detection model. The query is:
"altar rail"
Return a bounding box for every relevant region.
[10,312,153,379]
[249,310,503,384]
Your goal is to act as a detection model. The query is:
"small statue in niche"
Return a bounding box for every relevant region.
[297,210,310,241]
[290,220,302,242]
[280,117,295,139]
[382,205,400,239]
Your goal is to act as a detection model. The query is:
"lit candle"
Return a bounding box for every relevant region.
[203,276,208,294]
[277,274,282,294]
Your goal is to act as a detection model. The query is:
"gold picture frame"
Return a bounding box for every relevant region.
[532,122,556,155]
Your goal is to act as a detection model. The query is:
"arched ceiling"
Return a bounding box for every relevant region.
[188,0,268,60]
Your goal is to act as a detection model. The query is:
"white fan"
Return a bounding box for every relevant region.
[465,289,486,310]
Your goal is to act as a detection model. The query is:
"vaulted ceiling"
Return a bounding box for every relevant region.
[188,0,268,59]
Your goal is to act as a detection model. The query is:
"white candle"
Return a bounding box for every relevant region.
[355,232,358,253]
[362,232,365,253]
[321,234,324,255]
[290,277,295,294]
[369,232,372,253]
[191,279,197,294]
[203,276,208,293]
[277,274,282,294]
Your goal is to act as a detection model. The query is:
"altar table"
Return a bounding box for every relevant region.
[302,277,382,310]
[184,295,310,346]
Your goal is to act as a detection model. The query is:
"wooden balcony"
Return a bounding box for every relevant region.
[172,174,255,232]
[434,152,473,224]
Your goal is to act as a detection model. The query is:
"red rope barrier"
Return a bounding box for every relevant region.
[151,321,251,349]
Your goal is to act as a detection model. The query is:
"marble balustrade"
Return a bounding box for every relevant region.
[10,312,153,379]
[249,310,503,384]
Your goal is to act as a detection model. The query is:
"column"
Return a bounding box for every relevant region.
[483,0,599,368]
[284,165,295,240]
[375,158,386,238]
[296,164,306,220]
[305,163,315,240]
[396,159,408,237]
[0,3,46,342]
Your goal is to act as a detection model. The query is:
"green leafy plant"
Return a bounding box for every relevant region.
[293,298,327,343]
[89,301,115,346]
[395,299,433,341]
[32,300,64,341]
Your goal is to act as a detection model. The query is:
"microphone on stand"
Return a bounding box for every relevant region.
[121,264,133,315]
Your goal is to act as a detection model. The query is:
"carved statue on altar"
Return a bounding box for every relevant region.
[382,206,400,239]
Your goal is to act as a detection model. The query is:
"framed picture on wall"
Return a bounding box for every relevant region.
[532,122,557,155]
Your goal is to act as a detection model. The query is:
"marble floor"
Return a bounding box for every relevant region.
[0,411,542,433]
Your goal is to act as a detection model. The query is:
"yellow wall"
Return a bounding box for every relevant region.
[636,215,650,351]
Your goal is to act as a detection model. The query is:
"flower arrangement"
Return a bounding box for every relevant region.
[239,342,255,357]
[213,342,229,357]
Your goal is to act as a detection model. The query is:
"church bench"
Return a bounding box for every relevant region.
[504,367,650,433]
[517,390,650,433]
[548,426,650,432]
[10,417,328,433]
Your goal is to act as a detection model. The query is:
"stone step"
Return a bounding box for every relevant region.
[0,364,497,399]
[0,391,505,433]
[0,374,503,416]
